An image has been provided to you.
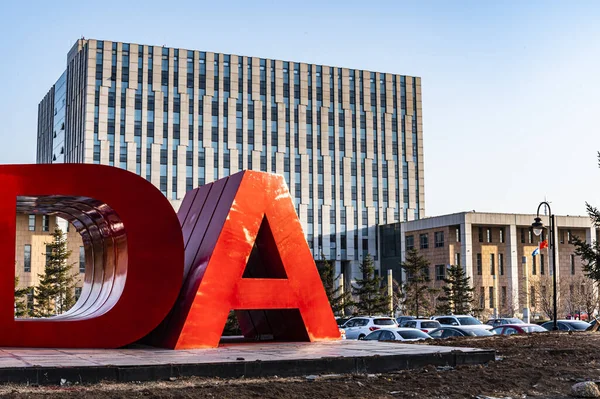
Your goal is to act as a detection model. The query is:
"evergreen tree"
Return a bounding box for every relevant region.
[318,256,353,316]
[436,264,474,315]
[34,227,77,317]
[14,277,30,317]
[571,153,600,284]
[352,254,389,315]
[400,248,432,318]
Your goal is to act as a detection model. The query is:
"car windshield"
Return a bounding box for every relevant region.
[456,316,482,326]
[567,321,591,330]
[374,318,396,325]
[398,330,429,339]
[522,325,546,333]
[507,318,524,324]
[420,322,440,328]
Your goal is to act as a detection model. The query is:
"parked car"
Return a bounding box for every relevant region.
[400,319,441,333]
[341,317,398,340]
[486,318,524,327]
[428,326,494,339]
[363,328,432,342]
[541,320,591,331]
[396,316,415,325]
[491,324,547,335]
[431,315,493,330]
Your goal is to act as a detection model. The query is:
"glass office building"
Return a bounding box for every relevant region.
[37,38,425,280]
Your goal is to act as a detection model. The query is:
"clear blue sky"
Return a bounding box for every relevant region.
[1,0,598,217]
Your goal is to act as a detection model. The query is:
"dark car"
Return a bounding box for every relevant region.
[486,318,524,327]
[541,320,591,331]
[428,326,494,339]
[491,324,547,335]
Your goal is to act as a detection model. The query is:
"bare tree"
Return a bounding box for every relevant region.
[530,275,559,320]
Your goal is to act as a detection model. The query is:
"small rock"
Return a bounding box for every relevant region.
[60,379,67,386]
[306,375,318,382]
[572,381,600,398]
[236,357,245,361]
[169,377,177,381]
[437,365,454,371]
[367,374,377,378]
[389,391,402,395]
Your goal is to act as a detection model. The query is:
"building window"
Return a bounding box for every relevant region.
[75,287,82,300]
[499,228,504,243]
[405,235,414,251]
[501,286,507,307]
[42,215,50,232]
[532,255,537,275]
[520,228,525,244]
[540,254,545,275]
[486,228,492,243]
[489,286,494,308]
[435,265,445,281]
[567,230,572,244]
[24,245,31,272]
[454,252,461,266]
[455,226,461,242]
[528,229,533,244]
[45,245,52,265]
[28,215,36,231]
[477,253,482,275]
[79,247,86,273]
[571,254,576,275]
[420,233,428,249]
[27,288,34,312]
[478,227,483,242]
[480,287,485,308]
[499,253,504,275]
[490,253,495,275]
[434,231,444,248]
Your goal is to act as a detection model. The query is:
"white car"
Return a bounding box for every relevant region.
[341,317,398,340]
[431,315,493,330]
[400,318,441,333]
[364,328,432,342]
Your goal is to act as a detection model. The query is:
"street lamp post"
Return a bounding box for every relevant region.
[531,202,558,331]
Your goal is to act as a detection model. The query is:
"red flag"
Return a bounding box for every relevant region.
[540,240,549,249]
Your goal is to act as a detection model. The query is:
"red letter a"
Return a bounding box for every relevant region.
[152,171,340,349]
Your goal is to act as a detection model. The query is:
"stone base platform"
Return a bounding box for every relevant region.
[0,340,494,385]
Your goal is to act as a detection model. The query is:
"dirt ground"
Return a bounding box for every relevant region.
[1,332,599,398]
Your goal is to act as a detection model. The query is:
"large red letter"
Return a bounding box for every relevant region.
[0,164,183,348]
[152,171,340,349]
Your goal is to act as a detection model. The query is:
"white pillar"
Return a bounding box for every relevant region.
[461,222,473,280]
[507,224,520,313]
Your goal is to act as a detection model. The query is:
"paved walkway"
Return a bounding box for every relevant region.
[0,340,489,368]
[0,341,495,384]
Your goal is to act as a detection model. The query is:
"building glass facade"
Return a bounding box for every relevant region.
[37,39,425,278]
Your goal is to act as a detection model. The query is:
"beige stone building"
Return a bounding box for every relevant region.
[14,214,84,312]
[380,211,597,320]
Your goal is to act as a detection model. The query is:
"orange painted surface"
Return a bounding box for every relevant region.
[153,171,340,349]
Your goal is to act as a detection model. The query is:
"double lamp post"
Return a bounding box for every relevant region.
[531,201,558,331]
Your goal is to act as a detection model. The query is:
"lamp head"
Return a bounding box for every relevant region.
[531,217,545,236]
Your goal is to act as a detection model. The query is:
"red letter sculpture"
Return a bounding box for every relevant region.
[151,171,340,349]
[0,164,183,348]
